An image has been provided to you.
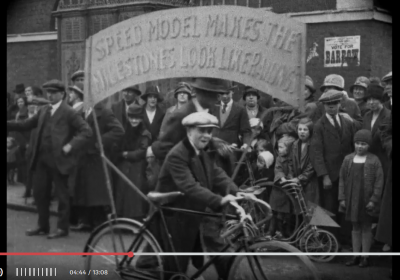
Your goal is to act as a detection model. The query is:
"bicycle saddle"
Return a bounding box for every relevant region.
[147,191,184,205]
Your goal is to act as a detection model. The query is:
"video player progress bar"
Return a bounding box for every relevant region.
[16,268,56,277]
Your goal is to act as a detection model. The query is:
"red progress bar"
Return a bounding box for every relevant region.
[1,252,134,257]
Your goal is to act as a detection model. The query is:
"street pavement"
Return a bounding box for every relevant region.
[6,184,392,280]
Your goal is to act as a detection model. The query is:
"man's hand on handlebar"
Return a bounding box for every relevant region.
[236,192,257,201]
[220,194,239,206]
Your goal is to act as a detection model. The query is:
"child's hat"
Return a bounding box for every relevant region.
[354,129,372,145]
[258,151,274,168]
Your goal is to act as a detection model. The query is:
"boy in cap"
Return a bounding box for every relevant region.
[154,111,252,279]
[310,89,356,240]
[68,82,84,115]
[7,79,92,239]
[71,70,84,85]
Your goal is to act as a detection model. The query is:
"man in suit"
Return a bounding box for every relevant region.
[212,86,251,149]
[141,86,165,143]
[155,111,248,279]
[111,85,142,131]
[68,83,84,115]
[310,89,356,237]
[149,78,233,161]
[7,79,92,239]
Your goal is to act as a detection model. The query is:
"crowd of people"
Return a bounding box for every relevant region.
[7,70,392,272]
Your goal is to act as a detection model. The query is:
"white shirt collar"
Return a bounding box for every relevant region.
[325,113,341,127]
[72,101,83,110]
[50,100,63,115]
[221,98,233,111]
[188,137,200,155]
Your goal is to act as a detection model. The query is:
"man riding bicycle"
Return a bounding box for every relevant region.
[151,111,254,279]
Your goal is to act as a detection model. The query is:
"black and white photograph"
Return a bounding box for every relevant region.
[6,0,392,279]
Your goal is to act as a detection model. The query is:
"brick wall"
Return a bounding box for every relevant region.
[7,41,59,93]
[7,0,58,34]
[305,20,391,99]
[370,21,392,81]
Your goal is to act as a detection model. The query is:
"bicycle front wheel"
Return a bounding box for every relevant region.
[228,241,320,280]
[85,220,164,280]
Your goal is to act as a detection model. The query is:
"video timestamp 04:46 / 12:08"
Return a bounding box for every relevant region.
[70,270,108,276]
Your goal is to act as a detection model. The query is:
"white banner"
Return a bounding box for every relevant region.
[85,6,306,109]
[324,36,360,67]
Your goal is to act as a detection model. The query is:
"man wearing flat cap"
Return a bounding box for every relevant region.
[154,111,251,279]
[310,88,356,239]
[7,79,92,239]
[111,85,142,131]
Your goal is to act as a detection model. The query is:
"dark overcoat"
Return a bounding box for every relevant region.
[289,140,320,205]
[376,114,392,245]
[73,105,125,206]
[142,106,165,143]
[152,100,197,160]
[111,99,141,130]
[338,152,384,213]
[212,102,251,146]
[362,107,391,180]
[7,102,92,175]
[154,137,238,272]
[310,114,355,182]
[114,123,151,219]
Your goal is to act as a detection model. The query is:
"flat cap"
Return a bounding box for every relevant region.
[71,70,84,81]
[182,112,219,128]
[127,103,144,118]
[68,82,84,96]
[318,89,343,103]
[382,71,392,83]
[42,79,65,92]
[320,74,345,91]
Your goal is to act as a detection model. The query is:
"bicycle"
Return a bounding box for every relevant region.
[83,191,320,280]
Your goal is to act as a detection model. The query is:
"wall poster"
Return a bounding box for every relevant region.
[324,36,360,67]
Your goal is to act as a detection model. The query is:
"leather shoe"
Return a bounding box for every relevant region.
[26,228,49,236]
[359,257,369,268]
[345,256,360,266]
[47,229,68,239]
[70,223,92,232]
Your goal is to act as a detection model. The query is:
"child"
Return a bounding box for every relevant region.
[7,137,19,185]
[339,129,383,267]
[254,151,274,181]
[287,117,319,205]
[266,135,296,238]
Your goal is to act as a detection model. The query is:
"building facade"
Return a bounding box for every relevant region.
[7,0,392,104]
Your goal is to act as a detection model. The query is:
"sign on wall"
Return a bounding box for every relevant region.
[85,6,306,109]
[324,36,360,67]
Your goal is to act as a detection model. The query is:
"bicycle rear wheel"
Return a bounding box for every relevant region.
[85,220,163,280]
[304,229,338,262]
[228,241,320,280]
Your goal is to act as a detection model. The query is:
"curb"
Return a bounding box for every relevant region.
[7,202,58,216]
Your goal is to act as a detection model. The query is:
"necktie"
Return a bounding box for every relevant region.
[48,105,53,117]
[222,103,227,114]
[332,115,342,137]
